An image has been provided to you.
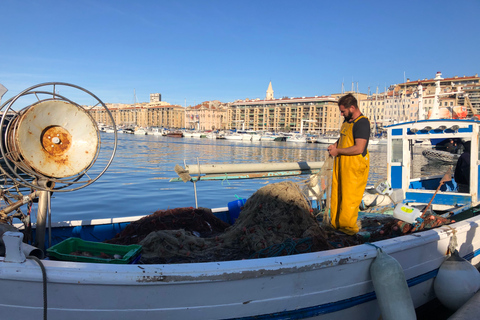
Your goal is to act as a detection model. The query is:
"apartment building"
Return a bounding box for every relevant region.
[229,95,339,134]
[90,102,185,129]
[90,73,479,132]
[185,101,228,131]
[357,72,480,132]
[461,83,480,115]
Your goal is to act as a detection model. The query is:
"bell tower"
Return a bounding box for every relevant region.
[266,81,274,100]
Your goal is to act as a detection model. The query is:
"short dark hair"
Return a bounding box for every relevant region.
[338,93,358,109]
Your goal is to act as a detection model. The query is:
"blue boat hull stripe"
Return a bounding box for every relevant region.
[226,249,480,320]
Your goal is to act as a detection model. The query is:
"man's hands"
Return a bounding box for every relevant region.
[328,144,338,157]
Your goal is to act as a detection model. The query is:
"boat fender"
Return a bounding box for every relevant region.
[433,250,480,311]
[370,247,416,320]
[361,193,393,208]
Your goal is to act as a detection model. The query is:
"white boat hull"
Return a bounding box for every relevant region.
[1,215,479,319]
[317,137,338,144]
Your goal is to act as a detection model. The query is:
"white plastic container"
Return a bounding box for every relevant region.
[393,203,422,224]
[375,181,392,195]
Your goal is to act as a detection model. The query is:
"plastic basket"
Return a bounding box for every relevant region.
[46,237,142,264]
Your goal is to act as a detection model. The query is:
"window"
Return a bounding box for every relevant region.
[392,139,403,162]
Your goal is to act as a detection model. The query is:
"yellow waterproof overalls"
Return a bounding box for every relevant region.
[330,116,370,235]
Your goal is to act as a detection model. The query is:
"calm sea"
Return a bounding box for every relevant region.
[44,133,389,223]
[49,133,452,223]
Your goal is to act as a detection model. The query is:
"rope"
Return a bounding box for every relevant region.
[221,173,230,186]
[444,225,458,254]
[365,242,382,251]
[27,255,47,320]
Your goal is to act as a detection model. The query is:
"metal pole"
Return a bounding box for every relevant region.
[34,180,50,251]
[35,190,48,251]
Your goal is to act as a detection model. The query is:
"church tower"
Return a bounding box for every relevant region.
[266,81,274,100]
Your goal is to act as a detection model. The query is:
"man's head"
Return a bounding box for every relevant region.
[338,93,359,121]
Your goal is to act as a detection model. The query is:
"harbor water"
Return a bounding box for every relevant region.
[45,133,447,223]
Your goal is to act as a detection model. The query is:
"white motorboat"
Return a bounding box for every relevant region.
[146,127,164,136]
[134,127,147,135]
[286,134,308,143]
[317,136,339,144]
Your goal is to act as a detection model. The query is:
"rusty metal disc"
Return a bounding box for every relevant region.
[14,100,99,178]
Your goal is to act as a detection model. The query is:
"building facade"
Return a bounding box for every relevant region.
[90,102,185,129]
[185,101,228,131]
[358,72,480,132]
[228,96,339,134]
[89,73,479,133]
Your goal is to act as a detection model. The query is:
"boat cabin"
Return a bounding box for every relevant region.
[386,119,479,212]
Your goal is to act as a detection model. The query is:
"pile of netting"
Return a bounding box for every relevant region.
[105,179,454,264]
[107,181,331,263]
[105,207,230,245]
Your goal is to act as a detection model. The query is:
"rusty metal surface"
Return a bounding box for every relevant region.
[41,126,71,156]
[13,100,99,178]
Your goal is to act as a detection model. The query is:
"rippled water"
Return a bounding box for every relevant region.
[42,133,394,222]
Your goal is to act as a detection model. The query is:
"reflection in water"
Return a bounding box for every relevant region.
[51,134,392,222]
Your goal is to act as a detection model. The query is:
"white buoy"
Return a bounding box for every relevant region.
[434,250,480,311]
[370,247,416,320]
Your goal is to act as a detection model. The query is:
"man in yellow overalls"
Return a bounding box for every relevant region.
[327,94,370,235]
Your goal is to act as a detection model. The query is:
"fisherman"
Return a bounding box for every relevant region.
[327,94,370,235]
[454,140,471,193]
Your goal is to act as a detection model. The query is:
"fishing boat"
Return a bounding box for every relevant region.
[166,130,184,138]
[1,83,480,320]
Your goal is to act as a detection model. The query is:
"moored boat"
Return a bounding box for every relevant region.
[166,130,184,138]
[134,127,147,135]
[317,136,339,144]
[1,83,480,320]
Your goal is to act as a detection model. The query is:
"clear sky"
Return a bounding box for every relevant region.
[1,0,479,107]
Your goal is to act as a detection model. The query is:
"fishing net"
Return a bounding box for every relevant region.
[106,181,330,263]
[105,207,230,246]
[104,157,454,264]
[422,149,459,165]
[298,153,334,225]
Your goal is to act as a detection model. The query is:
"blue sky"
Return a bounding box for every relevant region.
[1,0,479,107]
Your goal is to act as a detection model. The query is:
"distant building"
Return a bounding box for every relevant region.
[90,73,479,132]
[185,101,228,131]
[230,94,339,134]
[461,83,480,116]
[150,93,162,103]
[266,81,274,100]
[90,102,185,129]
[358,72,480,130]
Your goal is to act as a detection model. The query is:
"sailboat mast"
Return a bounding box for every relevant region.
[374,86,378,136]
[134,89,137,126]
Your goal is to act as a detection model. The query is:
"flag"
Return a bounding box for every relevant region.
[0,83,7,101]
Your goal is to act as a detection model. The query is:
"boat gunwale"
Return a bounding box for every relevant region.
[3,213,478,285]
